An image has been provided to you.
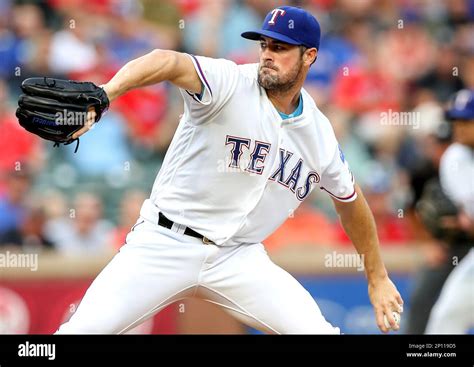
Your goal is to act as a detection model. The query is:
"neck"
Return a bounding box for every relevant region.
[266,88,302,115]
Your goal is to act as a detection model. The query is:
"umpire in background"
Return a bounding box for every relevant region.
[406,90,474,334]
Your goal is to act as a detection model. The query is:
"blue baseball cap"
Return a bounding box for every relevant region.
[241,6,321,50]
[445,89,474,121]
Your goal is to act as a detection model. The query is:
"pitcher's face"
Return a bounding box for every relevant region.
[257,37,305,93]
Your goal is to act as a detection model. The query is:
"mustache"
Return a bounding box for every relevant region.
[260,63,278,71]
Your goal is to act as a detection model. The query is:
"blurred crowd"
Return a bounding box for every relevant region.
[0,0,473,256]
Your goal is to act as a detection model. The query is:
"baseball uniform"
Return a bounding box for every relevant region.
[425,142,474,334]
[56,55,355,335]
[56,7,357,335]
[426,89,474,334]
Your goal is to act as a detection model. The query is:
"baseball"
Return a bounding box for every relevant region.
[384,311,401,329]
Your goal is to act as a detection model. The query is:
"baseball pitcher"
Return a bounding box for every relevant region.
[17,6,403,334]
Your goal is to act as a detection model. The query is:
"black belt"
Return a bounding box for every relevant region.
[158,212,214,244]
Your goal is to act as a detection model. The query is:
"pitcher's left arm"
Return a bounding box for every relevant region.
[332,184,404,333]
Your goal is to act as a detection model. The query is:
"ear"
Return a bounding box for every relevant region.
[304,48,318,66]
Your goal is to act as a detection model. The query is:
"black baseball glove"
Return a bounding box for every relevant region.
[16,77,109,152]
[416,178,471,245]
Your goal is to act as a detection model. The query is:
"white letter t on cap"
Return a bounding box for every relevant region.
[268,9,286,25]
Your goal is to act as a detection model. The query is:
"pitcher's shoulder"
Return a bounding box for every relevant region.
[237,63,260,81]
[302,90,333,131]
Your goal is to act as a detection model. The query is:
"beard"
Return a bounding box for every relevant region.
[258,59,304,93]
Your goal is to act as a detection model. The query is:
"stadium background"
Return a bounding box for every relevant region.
[0,0,473,334]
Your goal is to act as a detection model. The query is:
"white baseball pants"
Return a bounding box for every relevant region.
[425,249,474,334]
[56,216,339,334]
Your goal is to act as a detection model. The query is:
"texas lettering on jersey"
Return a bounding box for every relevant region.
[146,55,356,245]
[225,135,319,201]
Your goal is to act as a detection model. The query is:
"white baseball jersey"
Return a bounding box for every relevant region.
[439,143,474,218]
[142,55,356,246]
